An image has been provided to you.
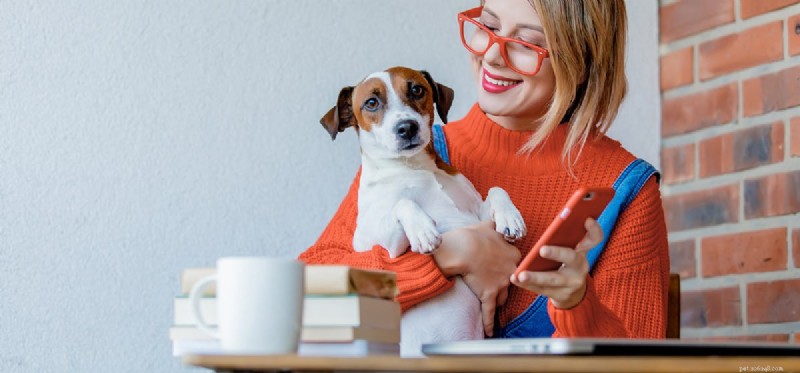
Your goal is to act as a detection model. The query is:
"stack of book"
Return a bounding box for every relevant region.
[171,265,401,356]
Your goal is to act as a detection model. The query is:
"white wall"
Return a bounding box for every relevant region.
[0,1,657,371]
[611,0,661,170]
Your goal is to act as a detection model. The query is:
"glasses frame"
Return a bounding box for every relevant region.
[457,6,549,77]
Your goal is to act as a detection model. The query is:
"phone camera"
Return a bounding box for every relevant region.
[583,192,594,200]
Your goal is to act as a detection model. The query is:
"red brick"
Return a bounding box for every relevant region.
[741,0,800,19]
[669,240,696,279]
[663,184,739,232]
[699,334,790,342]
[662,83,738,137]
[661,0,735,43]
[748,279,800,323]
[737,334,790,342]
[698,122,785,178]
[701,228,788,277]
[661,144,695,184]
[792,117,800,157]
[699,21,784,81]
[790,14,800,56]
[681,287,742,327]
[744,171,800,218]
[661,47,694,91]
[743,65,800,117]
[793,228,800,267]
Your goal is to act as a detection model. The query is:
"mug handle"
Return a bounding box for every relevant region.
[189,274,220,339]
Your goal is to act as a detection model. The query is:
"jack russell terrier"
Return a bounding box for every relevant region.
[320,66,526,356]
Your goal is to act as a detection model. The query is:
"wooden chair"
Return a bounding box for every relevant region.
[667,273,681,339]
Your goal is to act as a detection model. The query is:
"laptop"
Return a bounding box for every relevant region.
[421,338,800,356]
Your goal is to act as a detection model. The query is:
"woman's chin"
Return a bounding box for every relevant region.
[477,96,511,117]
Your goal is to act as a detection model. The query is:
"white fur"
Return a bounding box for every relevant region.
[349,71,526,357]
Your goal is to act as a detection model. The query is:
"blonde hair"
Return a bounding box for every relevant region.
[480,1,628,164]
[524,0,627,164]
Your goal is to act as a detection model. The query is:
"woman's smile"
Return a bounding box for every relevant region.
[481,68,523,93]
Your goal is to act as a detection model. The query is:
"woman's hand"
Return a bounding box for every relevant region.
[433,220,521,337]
[510,218,604,309]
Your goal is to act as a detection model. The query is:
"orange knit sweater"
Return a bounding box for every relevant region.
[299,104,670,338]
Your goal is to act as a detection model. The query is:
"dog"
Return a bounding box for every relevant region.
[320,66,526,356]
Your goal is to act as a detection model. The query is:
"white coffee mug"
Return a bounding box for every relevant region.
[189,257,305,354]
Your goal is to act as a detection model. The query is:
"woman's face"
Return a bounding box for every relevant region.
[470,0,556,130]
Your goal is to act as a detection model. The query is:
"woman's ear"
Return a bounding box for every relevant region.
[420,70,455,124]
[320,86,356,140]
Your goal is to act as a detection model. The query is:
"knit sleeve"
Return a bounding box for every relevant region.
[297,169,454,311]
[547,177,670,338]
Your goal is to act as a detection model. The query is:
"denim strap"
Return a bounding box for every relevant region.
[432,124,450,165]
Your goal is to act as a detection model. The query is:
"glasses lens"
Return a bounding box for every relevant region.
[506,41,541,75]
[461,20,490,54]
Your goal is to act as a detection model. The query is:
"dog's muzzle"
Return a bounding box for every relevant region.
[395,119,422,150]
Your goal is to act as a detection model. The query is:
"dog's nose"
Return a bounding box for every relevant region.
[395,120,419,141]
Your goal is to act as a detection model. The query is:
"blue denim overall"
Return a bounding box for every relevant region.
[432,124,660,338]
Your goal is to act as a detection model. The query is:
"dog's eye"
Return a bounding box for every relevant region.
[409,84,425,99]
[364,98,380,111]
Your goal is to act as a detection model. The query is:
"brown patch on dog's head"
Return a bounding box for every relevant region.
[350,77,388,133]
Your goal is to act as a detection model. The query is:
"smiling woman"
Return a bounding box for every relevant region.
[300,0,669,346]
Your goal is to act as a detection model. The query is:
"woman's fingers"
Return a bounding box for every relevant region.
[480,295,496,337]
[540,245,578,267]
[513,270,571,289]
[496,286,509,307]
[576,218,604,252]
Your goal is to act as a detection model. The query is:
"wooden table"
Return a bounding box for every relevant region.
[184,354,800,373]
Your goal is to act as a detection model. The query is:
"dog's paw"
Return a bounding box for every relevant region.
[495,210,526,242]
[487,187,527,242]
[406,219,441,254]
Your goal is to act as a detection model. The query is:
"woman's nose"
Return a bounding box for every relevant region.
[482,41,505,68]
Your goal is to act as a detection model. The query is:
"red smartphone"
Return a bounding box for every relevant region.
[514,187,615,275]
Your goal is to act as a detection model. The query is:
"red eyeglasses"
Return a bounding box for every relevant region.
[457,6,549,76]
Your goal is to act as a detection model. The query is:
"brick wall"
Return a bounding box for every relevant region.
[659,0,800,342]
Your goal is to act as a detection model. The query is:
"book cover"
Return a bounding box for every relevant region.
[173,295,401,330]
[180,265,398,300]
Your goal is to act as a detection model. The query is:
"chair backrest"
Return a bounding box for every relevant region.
[666,273,681,339]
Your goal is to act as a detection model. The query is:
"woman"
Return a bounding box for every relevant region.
[299,0,669,339]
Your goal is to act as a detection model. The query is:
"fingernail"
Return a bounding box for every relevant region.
[519,272,528,282]
[541,247,550,256]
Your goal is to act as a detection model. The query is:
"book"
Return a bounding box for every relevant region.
[172,339,399,357]
[305,265,398,300]
[300,325,400,344]
[180,265,398,300]
[180,268,215,296]
[298,340,399,357]
[169,325,400,344]
[173,295,401,330]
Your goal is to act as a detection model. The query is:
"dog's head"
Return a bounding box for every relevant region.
[320,67,454,159]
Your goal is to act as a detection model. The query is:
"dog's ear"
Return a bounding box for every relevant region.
[320,86,356,140]
[421,70,455,124]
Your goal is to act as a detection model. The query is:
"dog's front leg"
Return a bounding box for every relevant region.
[480,187,527,242]
[393,199,440,256]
